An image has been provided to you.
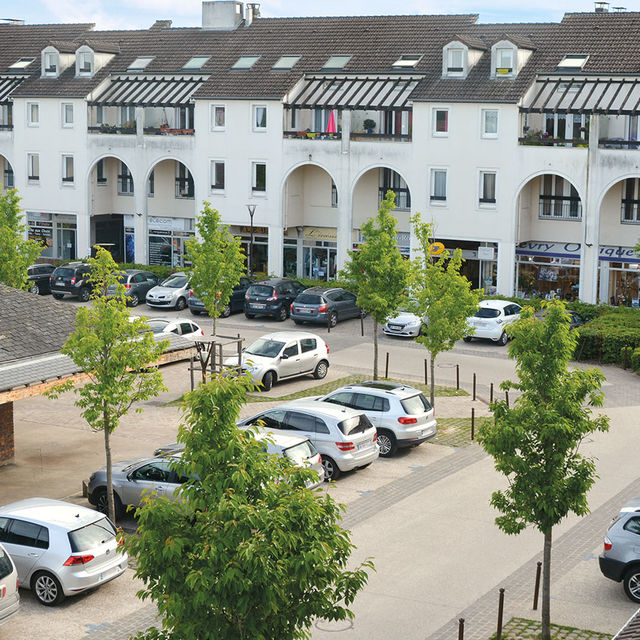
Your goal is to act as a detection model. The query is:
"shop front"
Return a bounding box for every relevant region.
[597,245,640,306]
[230,225,269,275]
[283,226,337,281]
[437,239,498,292]
[148,216,194,267]
[27,212,77,261]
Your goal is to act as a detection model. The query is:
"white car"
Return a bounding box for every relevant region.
[383,300,425,338]
[464,300,522,346]
[0,542,19,625]
[146,317,204,341]
[145,272,190,310]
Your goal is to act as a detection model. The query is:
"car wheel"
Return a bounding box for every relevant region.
[463,336,473,343]
[277,306,288,321]
[94,488,123,518]
[175,297,186,311]
[79,287,91,303]
[29,283,40,295]
[313,360,328,380]
[624,566,640,603]
[128,293,139,308]
[221,304,231,318]
[262,371,275,391]
[498,331,508,346]
[328,311,338,328]
[52,293,64,300]
[245,312,255,319]
[190,309,201,316]
[32,571,65,606]
[377,430,397,457]
[321,456,341,481]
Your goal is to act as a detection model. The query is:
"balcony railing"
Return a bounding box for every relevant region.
[599,138,640,150]
[621,200,640,223]
[538,198,582,220]
[519,135,587,148]
[351,132,411,142]
[284,130,341,140]
[0,124,13,131]
[379,187,411,210]
[88,125,136,135]
[144,126,195,136]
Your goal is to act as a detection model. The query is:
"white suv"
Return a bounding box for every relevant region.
[316,381,437,457]
[464,300,522,346]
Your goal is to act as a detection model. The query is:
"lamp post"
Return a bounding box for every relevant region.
[246,204,256,275]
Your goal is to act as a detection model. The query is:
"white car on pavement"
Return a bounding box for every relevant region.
[383,300,425,338]
[0,542,19,625]
[464,300,522,346]
[145,317,205,341]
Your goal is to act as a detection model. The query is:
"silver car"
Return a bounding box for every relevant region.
[238,400,379,481]
[145,272,190,311]
[383,306,425,338]
[0,498,127,606]
[0,542,19,625]
[224,331,330,391]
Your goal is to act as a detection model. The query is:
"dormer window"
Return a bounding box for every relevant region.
[392,54,423,69]
[495,48,514,74]
[76,50,93,76]
[9,57,35,70]
[43,51,58,76]
[447,48,464,73]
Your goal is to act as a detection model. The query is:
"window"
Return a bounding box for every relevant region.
[331,181,338,207]
[62,155,74,184]
[300,338,317,353]
[62,103,73,127]
[96,159,107,185]
[479,171,497,205]
[323,55,352,70]
[210,160,225,191]
[133,461,170,482]
[430,169,447,203]
[433,108,448,135]
[495,48,514,74]
[621,178,640,223]
[182,56,210,70]
[43,51,58,75]
[272,55,301,70]
[353,393,390,412]
[283,343,299,358]
[624,518,640,536]
[251,409,286,430]
[119,106,136,129]
[77,50,93,75]
[4,519,49,549]
[27,153,39,182]
[392,54,423,68]
[557,54,589,71]
[482,109,498,138]
[118,162,134,195]
[148,170,154,197]
[9,57,35,70]
[447,48,464,73]
[96,105,105,125]
[27,102,39,126]
[540,175,581,220]
[285,411,317,433]
[127,56,154,72]
[252,162,266,194]
[253,105,267,130]
[232,55,260,70]
[175,164,194,199]
[211,104,226,130]
[4,164,14,189]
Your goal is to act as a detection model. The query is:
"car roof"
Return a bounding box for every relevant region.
[255,331,326,343]
[0,498,106,530]
[254,278,297,285]
[278,399,362,420]
[302,286,340,294]
[479,299,515,310]
[254,430,309,448]
[333,380,421,398]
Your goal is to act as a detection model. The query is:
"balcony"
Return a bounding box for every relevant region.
[144,125,194,136]
[379,187,411,211]
[538,197,582,220]
[88,125,135,135]
[0,124,13,131]
[621,200,640,223]
[283,130,340,141]
[519,131,588,148]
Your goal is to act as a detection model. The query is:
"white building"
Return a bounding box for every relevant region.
[1,2,640,304]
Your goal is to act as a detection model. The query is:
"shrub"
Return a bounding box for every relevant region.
[574,307,640,364]
[631,347,640,372]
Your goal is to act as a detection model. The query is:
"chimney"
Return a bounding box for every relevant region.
[594,1,610,12]
[246,3,260,26]
[150,19,172,29]
[202,1,244,30]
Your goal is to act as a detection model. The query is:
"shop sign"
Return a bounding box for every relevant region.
[477,246,495,261]
[516,241,581,258]
[240,226,268,235]
[304,226,337,241]
[428,242,446,256]
[598,245,640,264]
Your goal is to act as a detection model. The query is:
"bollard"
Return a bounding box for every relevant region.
[361,314,364,337]
[473,373,476,401]
[496,588,505,640]
[533,561,542,610]
[424,359,428,385]
[471,407,475,441]
[490,382,494,403]
[505,390,510,408]
[327,310,331,334]
[458,618,465,640]
[189,356,194,392]
[456,364,460,390]
[384,352,389,379]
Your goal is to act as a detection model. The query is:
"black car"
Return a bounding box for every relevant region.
[291,287,363,327]
[27,263,56,295]
[244,278,306,321]
[49,262,93,301]
[189,276,253,317]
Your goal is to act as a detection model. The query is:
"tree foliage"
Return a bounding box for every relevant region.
[125,374,372,640]
[48,247,167,522]
[477,300,609,640]
[411,214,482,405]
[186,203,246,335]
[341,190,410,378]
[0,189,42,289]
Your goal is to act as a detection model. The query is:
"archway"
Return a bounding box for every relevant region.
[0,155,13,190]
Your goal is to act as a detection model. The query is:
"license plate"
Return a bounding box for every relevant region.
[252,303,266,309]
[389,325,401,330]
[302,308,313,314]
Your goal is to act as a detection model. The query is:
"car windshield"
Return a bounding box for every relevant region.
[68,518,117,552]
[147,320,169,334]
[295,294,323,305]
[161,275,187,288]
[245,338,285,358]
[0,547,12,580]
[475,308,500,318]
[248,285,274,297]
[398,299,417,313]
[284,440,318,464]
[401,393,432,415]
[338,413,373,436]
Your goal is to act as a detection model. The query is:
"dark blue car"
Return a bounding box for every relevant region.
[189,276,253,317]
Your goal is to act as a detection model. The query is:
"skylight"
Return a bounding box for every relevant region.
[272,55,301,71]
[232,55,260,70]
[323,55,351,70]
[127,56,154,72]
[183,56,210,70]
[9,57,35,70]
[392,54,423,68]
[557,55,589,71]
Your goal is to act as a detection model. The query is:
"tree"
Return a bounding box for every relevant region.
[410,214,482,406]
[186,203,245,336]
[0,189,42,289]
[125,374,372,640]
[48,247,167,523]
[477,301,609,640]
[341,190,410,379]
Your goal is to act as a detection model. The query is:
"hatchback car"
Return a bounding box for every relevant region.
[106,269,159,307]
[238,401,379,481]
[143,317,204,341]
[145,272,190,310]
[291,287,363,327]
[0,542,19,626]
[316,381,437,457]
[49,262,93,302]
[224,331,330,391]
[27,263,55,295]
[533,308,586,329]
[244,278,306,321]
[464,300,522,346]
[0,498,127,606]
[189,276,253,317]
[383,300,425,338]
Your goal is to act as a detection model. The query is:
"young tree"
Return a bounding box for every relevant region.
[186,203,246,336]
[48,247,167,523]
[411,214,482,406]
[0,189,42,289]
[477,301,609,640]
[341,190,410,379]
[125,374,372,640]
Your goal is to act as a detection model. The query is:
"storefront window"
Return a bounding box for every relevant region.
[148,217,194,267]
[515,256,580,300]
[283,240,298,277]
[303,242,337,281]
[598,261,640,306]
[28,212,76,260]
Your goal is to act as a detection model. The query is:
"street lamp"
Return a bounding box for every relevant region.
[246,204,256,275]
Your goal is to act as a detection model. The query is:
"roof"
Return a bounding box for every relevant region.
[0,497,104,528]
[613,608,640,640]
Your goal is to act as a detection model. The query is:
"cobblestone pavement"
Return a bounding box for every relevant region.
[501,617,612,640]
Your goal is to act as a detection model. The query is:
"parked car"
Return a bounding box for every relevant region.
[145,272,190,310]
[27,263,55,295]
[290,286,363,327]
[224,331,330,391]
[189,276,253,317]
[244,278,306,321]
[0,498,127,606]
[464,300,522,346]
[49,262,93,302]
[383,300,425,338]
[315,380,437,457]
[534,308,586,329]
[106,269,159,307]
[0,542,19,626]
[238,401,379,481]
[600,498,640,602]
[143,317,204,341]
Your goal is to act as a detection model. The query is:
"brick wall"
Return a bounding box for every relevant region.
[0,402,14,465]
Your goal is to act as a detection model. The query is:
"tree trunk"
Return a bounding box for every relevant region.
[430,355,436,408]
[212,311,217,338]
[373,318,379,380]
[541,529,552,640]
[104,415,115,524]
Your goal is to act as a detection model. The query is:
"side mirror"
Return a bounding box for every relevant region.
[281,354,289,360]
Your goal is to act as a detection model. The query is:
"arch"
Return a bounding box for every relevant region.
[280,160,339,196]
[143,155,195,185]
[350,162,412,196]
[85,153,135,186]
[596,172,640,213]
[0,153,15,189]
[513,169,585,206]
